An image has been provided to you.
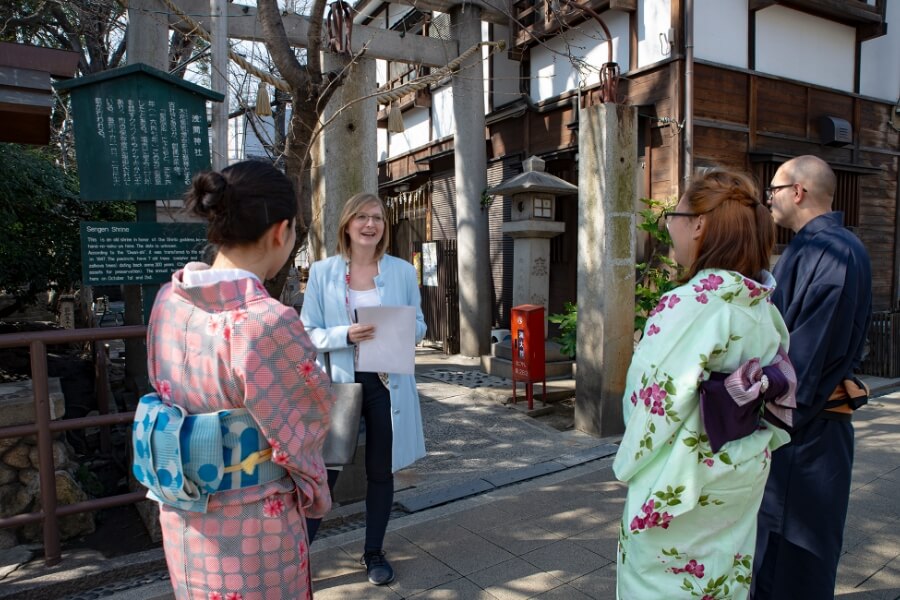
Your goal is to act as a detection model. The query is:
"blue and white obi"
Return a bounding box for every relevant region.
[131,393,287,512]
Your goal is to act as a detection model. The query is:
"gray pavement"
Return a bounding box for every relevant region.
[2,351,899,599]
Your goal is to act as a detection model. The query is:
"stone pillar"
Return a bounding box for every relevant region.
[209,0,229,170]
[576,103,637,437]
[451,6,491,357]
[125,0,167,394]
[310,54,377,260]
[126,0,168,71]
[512,237,550,309]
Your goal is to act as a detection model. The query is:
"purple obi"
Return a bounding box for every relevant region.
[699,347,797,453]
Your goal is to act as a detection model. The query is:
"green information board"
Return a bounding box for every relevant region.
[56,63,224,202]
[81,222,208,285]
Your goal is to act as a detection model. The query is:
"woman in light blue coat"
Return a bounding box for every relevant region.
[301,192,426,586]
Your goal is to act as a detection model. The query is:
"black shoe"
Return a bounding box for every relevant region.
[361,550,395,585]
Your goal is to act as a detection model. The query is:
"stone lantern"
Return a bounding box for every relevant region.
[488,155,577,331]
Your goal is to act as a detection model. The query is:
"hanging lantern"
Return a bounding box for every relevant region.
[256,82,272,117]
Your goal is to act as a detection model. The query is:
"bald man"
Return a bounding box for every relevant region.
[752,155,872,599]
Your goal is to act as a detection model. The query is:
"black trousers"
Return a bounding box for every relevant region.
[307,371,393,552]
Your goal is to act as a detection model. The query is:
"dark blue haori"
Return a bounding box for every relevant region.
[753,212,872,599]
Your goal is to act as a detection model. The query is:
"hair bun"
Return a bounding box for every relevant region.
[192,171,228,216]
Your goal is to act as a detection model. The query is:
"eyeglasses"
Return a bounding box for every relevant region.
[662,210,700,221]
[765,183,807,200]
[353,213,384,225]
[661,209,701,230]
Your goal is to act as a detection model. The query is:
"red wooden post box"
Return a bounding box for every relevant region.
[511,304,546,409]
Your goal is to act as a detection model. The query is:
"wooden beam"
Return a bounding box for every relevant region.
[0,88,54,109]
[0,66,51,93]
[749,0,882,27]
[610,0,637,10]
[172,0,458,67]
[0,42,79,78]
[383,0,510,25]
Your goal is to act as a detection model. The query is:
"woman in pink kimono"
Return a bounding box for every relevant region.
[137,161,333,600]
[613,169,797,599]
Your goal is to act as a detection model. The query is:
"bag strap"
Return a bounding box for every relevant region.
[323,351,334,379]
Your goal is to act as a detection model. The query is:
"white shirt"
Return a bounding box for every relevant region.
[348,287,379,320]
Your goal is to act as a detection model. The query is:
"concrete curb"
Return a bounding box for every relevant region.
[0,548,166,600]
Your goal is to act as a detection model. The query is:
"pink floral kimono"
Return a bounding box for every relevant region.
[146,263,333,600]
[613,269,792,599]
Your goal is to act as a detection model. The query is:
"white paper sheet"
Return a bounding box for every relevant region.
[355,305,416,375]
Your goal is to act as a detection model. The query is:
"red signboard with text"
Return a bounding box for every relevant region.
[512,305,546,394]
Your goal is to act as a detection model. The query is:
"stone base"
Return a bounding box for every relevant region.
[481,341,575,380]
[0,378,66,427]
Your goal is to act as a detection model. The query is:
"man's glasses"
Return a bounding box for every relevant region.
[354,213,384,225]
[765,183,807,200]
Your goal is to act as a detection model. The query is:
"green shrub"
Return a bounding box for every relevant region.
[547,198,679,358]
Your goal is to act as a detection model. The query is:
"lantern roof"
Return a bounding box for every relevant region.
[486,155,578,196]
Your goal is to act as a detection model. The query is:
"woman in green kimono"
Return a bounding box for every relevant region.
[613,169,796,599]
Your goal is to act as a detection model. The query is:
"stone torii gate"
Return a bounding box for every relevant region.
[140,0,501,357]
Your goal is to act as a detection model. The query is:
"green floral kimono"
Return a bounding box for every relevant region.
[613,269,791,600]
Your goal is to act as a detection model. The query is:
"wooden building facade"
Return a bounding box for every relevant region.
[362,0,900,329]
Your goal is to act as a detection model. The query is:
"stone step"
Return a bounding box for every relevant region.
[480,354,574,381]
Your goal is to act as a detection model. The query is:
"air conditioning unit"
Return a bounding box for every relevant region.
[820,116,852,147]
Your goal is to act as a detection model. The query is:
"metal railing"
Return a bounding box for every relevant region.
[0,325,147,566]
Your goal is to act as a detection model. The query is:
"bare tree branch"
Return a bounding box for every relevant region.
[256,0,309,91]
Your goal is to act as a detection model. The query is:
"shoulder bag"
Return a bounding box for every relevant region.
[321,353,363,467]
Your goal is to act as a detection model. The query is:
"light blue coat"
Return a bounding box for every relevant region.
[300,254,427,472]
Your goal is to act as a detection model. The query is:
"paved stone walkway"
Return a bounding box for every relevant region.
[2,354,898,599]
[307,387,900,599]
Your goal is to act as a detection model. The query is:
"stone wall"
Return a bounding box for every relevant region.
[0,378,95,544]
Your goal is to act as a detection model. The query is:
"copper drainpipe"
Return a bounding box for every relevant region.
[558,0,620,103]
[684,0,695,181]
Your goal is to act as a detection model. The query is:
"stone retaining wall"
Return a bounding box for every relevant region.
[0,378,95,545]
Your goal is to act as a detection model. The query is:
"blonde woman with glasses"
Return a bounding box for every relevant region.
[301,193,426,587]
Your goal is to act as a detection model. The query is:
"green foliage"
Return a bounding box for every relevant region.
[546,198,680,357]
[547,301,577,358]
[0,144,134,311]
[634,197,679,333]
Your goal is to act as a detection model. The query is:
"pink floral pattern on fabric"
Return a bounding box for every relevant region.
[263,497,285,518]
[157,380,172,402]
[206,315,223,337]
[147,270,332,600]
[657,548,754,598]
[272,449,289,467]
[630,371,681,462]
[670,559,705,578]
[614,269,789,599]
[693,273,724,292]
[630,499,674,532]
[743,278,762,298]
[298,359,316,379]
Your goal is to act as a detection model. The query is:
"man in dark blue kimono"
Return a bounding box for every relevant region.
[752,155,872,599]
